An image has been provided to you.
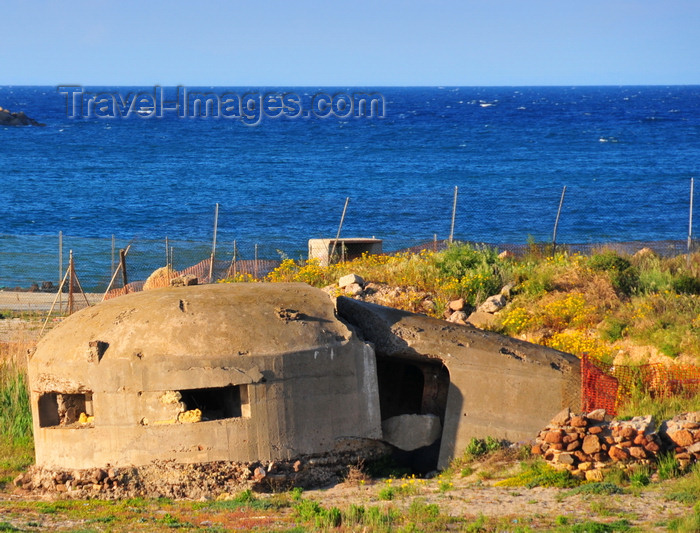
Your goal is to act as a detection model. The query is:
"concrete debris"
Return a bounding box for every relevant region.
[477,294,506,314]
[382,414,442,451]
[338,273,365,289]
[344,283,364,296]
[446,310,468,325]
[13,446,390,499]
[466,311,497,329]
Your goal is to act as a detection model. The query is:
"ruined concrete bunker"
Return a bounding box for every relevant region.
[28,283,581,473]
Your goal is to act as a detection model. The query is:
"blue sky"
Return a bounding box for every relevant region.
[2,0,698,86]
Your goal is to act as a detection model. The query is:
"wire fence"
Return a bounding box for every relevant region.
[0,231,697,313]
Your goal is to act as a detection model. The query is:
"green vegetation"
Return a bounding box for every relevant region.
[496,459,581,489]
[564,482,626,497]
[658,453,685,481]
[2,245,700,531]
[667,463,700,503]
[616,384,700,421]
[465,436,504,458]
[254,244,700,366]
[0,359,33,489]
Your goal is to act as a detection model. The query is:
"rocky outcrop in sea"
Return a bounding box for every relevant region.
[0,106,45,126]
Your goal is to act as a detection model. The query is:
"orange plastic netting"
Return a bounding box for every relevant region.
[581,354,700,416]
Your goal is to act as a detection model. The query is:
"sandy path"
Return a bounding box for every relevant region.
[0,291,101,313]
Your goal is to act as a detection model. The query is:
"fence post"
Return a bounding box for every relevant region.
[58,231,63,313]
[689,177,695,267]
[329,197,349,264]
[119,249,128,293]
[552,185,567,255]
[254,244,259,279]
[225,240,237,279]
[68,250,75,315]
[209,203,219,283]
[449,186,458,244]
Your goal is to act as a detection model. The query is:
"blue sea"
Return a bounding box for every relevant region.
[1,85,699,288]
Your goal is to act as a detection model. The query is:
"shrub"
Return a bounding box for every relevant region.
[589,251,638,295]
[589,251,632,274]
[672,274,700,295]
[378,486,395,500]
[436,243,498,279]
[600,316,627,342]
[434,244,506,306]
[315,506,342,528]
[465,436,503,458]
[565,482,625,496]
[294,499,322,521]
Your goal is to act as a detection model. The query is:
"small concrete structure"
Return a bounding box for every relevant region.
[28,284,381,470]
[28,283,581,473]
[308,238,383,266]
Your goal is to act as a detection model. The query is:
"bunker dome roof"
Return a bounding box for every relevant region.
[32,283,354,365]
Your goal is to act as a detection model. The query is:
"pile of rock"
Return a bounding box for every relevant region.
[333,274,513,329]
[532,409,700,480]
[662,412,700,468]
[334,274,436,315]
[338,273,365,296]
[444,284,512,329]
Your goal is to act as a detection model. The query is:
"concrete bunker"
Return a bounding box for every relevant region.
[28,283,383,471]
[335,296,582,469]
[28,283,581,477]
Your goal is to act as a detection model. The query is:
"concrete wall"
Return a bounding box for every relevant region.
[28,284,382,469]
[336,297,581,469]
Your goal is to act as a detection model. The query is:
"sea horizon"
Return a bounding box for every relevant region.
[1,85,698,287]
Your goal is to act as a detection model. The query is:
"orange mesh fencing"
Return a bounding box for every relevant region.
[582,354,700,416]
[581,355,619,414]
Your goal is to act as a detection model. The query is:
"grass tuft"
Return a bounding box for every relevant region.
[496,459,581,489]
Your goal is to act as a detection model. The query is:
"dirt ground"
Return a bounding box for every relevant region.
[0,465,694,532]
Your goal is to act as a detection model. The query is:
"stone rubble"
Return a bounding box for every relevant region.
[335,273,511,331]
[13,445,390,499]
[532,408,700,480]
